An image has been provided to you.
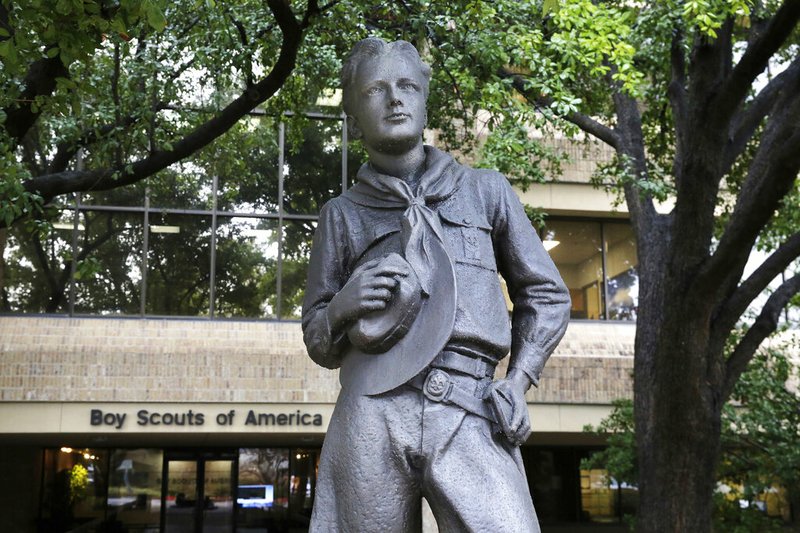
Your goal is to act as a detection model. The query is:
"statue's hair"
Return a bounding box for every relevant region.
[341,37,431,115]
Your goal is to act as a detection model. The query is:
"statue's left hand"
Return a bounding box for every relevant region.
[485,368,533,446]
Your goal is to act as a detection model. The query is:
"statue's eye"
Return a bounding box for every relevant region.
[366,86,383,96]
[400,82,419,91]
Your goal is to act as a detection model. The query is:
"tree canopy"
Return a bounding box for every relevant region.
[2,0,800,530]
[0,0,357,223]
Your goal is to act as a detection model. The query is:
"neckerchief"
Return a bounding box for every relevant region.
[343,146,463,296]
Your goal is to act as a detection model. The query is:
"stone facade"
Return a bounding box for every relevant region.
[0,316,633,405]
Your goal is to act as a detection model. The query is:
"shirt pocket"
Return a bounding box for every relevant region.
[350,219,403,269]
[438,203,497,272]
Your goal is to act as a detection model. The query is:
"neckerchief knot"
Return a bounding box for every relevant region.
[344,146,463,296]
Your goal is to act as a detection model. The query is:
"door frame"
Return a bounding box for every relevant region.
[160,449,238,533]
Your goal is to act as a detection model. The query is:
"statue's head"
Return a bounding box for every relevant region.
[341,38,431,115]
[341,38,431,154]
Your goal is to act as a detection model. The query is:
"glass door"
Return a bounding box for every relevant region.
[163,455,235,533]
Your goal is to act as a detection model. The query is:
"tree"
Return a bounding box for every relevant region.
[0,0,366,315]
[584,338,800,531]
[0,0,351,223]
[363,0,800,530]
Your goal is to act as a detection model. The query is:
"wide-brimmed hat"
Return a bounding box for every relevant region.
[346,253,423,354]
[339,247,457,396]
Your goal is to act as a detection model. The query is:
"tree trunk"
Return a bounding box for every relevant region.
[634,259,723,532]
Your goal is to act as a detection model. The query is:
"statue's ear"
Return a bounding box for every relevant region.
[347,116,362,140]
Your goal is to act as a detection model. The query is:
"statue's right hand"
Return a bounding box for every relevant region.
[328,257,409,329]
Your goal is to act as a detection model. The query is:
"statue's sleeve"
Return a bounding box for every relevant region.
[301,201,349,369]
[491,174,571,386]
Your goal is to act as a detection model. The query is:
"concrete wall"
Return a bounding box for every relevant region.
[0,316,633,405]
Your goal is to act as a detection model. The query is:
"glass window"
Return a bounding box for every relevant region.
[73,211,144,315]
[146,213,212,316]
[1,211,74,313]
[604,222,639,321]
[580,468,617,523]
[147,168,214,211]
[82,181,146,207]
[217,117,280,214]
[284,119,345,215]
[279,220,316,319]
[544,220,605,320]
[107,449,163,531]
[40,447,108,532]
[289,449,318,525]
[237,448,290,531]
[203,460,235,532]
[215,217,279,318]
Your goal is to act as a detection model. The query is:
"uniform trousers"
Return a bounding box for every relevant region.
[309,372,540,533]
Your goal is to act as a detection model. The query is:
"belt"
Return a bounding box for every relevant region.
[430,350,496,379]
[408,368,496,423]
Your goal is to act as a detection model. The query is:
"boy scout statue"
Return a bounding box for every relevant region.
[302,37,571,532]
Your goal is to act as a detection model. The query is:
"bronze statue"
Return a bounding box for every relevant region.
[302,37,571,532]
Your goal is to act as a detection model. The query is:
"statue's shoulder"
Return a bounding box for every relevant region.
[451,160,510,200]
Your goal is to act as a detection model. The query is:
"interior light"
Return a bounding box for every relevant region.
[315,89,342,107]
[543,240,560,251]
[60,447,73,453]
[53,223,85,231]
[84,453,91,459]
[243,229,272,238]
[296,454,302,460]
[150,225,181,234]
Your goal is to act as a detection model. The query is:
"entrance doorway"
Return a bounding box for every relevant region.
[162,451,236,533]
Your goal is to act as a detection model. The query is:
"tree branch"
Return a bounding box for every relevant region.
[47,106,167,174]
[714,0,800,123]
[500,69,621,149]
[712,232,800,347]
[723,56,800,172]
[668,26,688,141]
[4,55,69,146]
[21,0,305,203]
[698,82,800,294]
[613,90,659,236]
[723,274,800,399]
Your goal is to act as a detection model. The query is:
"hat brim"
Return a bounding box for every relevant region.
[339,243,457,396]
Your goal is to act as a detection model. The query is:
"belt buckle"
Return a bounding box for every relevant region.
[423,369,451,402]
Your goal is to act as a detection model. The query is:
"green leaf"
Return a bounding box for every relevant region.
[543,0,559,15]
[145,1,167,32]
[46,47,60,58]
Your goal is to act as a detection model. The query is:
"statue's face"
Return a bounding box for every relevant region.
[349,53,427,155]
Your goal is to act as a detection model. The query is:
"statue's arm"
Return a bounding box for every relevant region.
[492,175,571,388]
[301,202,350,369]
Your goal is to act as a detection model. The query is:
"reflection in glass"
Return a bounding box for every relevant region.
[580,468,638,523]
[82,182,146,207]
[289,449,318,525]
[146,214,211,316]
[1,210,74,313]
[107,449,163,530]
[40,447,108,532]
[544,220,604,320]
[284,119,346,215]
[604,223,639,321]
[203,460,234,533]
[217,117,280,214]
[215,217,278,318]
[280,220,316,319]
[237,448,290,531]
[73,211,144,315]
[147,167,214,210]
[164,460,198,532]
